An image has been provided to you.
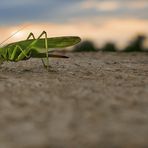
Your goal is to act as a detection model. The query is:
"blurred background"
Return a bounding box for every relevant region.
[0,0,148,51]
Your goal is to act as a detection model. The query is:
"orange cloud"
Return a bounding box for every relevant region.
[0,18,148,48]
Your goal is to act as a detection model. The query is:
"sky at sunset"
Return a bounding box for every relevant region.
[0,0,148,48]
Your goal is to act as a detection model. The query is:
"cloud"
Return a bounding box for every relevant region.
[0,18,148,48]
[0,0,79,25]
[81,1,120,11]
[0,0,147,25]
[125,1,148,9]
[81,0,148,11]
[80,0,148,20]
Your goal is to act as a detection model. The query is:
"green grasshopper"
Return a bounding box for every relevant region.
[0,31,81,69]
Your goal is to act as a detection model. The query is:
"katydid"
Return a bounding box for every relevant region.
[0,31,81,69]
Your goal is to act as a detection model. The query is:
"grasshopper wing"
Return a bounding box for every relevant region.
[5,36,81,49]
[35,36,81,48]
[33,36,81,54]
[30,36,81,58]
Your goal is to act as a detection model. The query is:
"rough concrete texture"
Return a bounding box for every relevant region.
[0,52,148,148]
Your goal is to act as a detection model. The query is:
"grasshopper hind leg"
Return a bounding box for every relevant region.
[27,32,36,40]
[37,31,49,70]
[41,59,52,69]
[26,31,50,70]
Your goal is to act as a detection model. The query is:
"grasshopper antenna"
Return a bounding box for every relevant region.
[0,24,30,47]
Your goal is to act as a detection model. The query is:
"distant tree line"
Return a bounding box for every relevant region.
[73,35,148,52]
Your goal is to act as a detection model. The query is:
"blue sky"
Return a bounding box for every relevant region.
[0,0,148,47]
